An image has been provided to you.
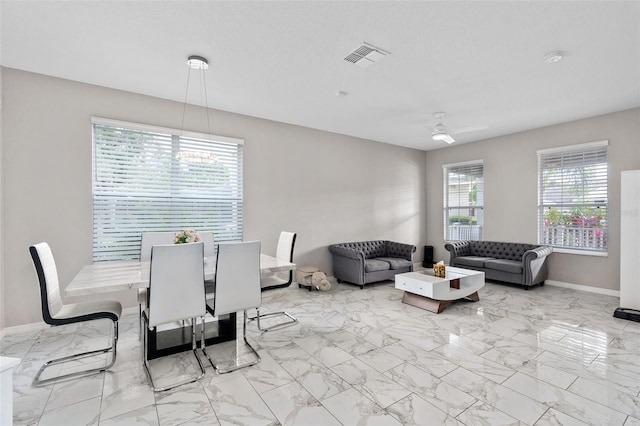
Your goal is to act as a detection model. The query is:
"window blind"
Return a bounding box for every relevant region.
[92,120,243,262]
[444,161,484,241]
[538,143,608,252]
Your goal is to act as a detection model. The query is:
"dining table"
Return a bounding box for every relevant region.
[65,254,296,359]
[65,254,295,296]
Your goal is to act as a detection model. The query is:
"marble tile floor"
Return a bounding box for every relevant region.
[3,279,640,426]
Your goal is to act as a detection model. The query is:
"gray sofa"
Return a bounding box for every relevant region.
[444,240,552,289]
[329,240,416,289]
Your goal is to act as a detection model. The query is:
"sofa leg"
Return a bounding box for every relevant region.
[524,286,530,290]
[540,281,545,286]
[360,285,364,290]
[337,279,343,283]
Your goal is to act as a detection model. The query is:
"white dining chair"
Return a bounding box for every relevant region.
[139,231,214,337]
[203,240,261,373]
[142,242,207,392]
[29,242,122,385]
[250,231,298,331]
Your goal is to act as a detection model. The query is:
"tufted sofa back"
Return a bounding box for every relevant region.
[469,241,539,261]
[337,241,387,258]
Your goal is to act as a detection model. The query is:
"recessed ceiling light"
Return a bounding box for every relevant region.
[544,51,563,64]
[187,55,209,70]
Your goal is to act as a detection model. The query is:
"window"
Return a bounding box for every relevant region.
[444,161,484,241]
[538,141,608,254]
[92,118,244,262]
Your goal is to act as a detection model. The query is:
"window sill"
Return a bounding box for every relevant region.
[551,248,608,257]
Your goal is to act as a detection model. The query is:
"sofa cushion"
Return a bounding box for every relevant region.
[364,259,391,273]
[484,259,522,274]
[374,257,412,270]
[454,256,494,268]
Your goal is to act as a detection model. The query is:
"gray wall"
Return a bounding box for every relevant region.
[3,66,636,329]
[1,68,427,327]
[426,108,640,291]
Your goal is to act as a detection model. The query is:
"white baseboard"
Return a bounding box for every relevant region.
[0,281,618,339]
[545,280,620,297]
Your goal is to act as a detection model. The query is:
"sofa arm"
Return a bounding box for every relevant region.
[328,244,365,260]
[523,246,553,285]
[386,241,416,261]
[328,244,365,285]
[444,241,471,265]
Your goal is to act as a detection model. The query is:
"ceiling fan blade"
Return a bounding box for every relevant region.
[432,131,455,144]
[450,125,489,135]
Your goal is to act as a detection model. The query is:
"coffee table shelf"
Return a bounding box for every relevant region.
[395,267,485,313]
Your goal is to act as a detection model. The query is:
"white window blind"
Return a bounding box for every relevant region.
[538,142,608,253]
[92,119,244,262]
[444,161,484,241]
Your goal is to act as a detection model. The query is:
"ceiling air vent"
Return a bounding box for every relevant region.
[343,42,390,68]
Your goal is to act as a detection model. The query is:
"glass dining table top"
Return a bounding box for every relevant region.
[64,254,295,297]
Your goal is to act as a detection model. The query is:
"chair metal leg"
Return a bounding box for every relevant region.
[34,320,119,386]
[142,317,206,392]
[203,310,260,374]
[250,309,298,332]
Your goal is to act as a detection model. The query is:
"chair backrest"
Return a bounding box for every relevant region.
[213,241,261,316]
[274,232,296,282]
[141,231,214,261]
[141,232,174,261]
[276,232,296,262]
[200,232,215,257]
[29,242,63,325]
[148,242,206,327]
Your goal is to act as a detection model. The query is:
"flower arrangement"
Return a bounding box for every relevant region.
[173,229,201,244]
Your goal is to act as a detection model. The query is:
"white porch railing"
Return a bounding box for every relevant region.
[447,224,483,240]
[541,225,607,250]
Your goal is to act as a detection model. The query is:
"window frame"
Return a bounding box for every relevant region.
[537,140,608,256]
[443,160,484,241]
[91,117,244,262]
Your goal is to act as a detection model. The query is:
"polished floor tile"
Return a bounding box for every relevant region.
[4,278,640,425]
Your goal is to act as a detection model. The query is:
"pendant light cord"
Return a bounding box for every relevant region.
[180,66,192,136]
[201,68,212,137]
[181,61,212,138]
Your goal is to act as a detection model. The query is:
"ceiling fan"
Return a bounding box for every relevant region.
[428,112,488,144]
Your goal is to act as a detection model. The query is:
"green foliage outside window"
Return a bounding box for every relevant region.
[448,216,478,225]
[544,207,606,227]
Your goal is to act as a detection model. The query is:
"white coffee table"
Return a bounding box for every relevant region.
[395,266,485,313]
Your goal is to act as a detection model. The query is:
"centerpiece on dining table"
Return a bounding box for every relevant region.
[173,229,201,244]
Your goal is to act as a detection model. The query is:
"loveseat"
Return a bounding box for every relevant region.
[329,240,416,289]
[444,240,552,289]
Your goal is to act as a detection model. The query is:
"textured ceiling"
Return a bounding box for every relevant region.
[1,1,639,151]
